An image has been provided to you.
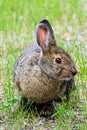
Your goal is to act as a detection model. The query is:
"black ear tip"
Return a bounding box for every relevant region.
[40,19,50,25]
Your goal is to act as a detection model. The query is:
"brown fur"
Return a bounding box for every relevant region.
[14,19,77,105]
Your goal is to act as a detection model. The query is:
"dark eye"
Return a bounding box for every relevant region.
[55,58,61,64]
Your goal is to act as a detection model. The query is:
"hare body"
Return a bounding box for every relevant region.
[14,19,77,104]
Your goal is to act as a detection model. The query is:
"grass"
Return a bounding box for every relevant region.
[0,0,87,129]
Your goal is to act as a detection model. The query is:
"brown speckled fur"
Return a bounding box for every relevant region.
[14,20,77,113]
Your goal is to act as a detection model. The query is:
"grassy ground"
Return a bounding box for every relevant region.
[0,0,87,129]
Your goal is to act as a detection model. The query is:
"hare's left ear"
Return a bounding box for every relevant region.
[36,19,56,52]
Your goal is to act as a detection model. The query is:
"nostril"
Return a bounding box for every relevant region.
[72,69,77,76]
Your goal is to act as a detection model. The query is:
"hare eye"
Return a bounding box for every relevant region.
[55,58,61,64]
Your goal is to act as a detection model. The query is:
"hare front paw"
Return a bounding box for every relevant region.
[37,102,54,117]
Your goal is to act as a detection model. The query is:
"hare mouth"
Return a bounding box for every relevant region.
[58,76,73,81]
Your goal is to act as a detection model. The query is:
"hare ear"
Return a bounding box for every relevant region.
[36,19,56,52]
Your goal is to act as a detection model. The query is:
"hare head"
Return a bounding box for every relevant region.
[36,19,77,81]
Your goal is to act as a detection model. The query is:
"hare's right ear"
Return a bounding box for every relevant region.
[36,19,56,52]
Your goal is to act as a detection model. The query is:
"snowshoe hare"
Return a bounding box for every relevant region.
[14,19,77,116]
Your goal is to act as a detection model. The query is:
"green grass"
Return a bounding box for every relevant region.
[0,0,87,129]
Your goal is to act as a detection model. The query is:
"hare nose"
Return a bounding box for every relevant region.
[72,69,77,76]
